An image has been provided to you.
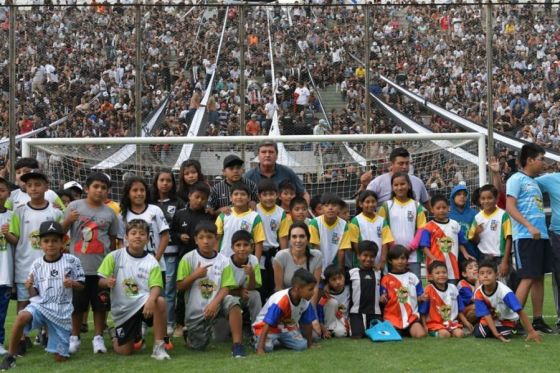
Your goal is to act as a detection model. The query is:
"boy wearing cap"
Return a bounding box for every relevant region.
[208,154,258,217]
[5,158,65,211]
[0,221,85,370]
[8,170,72,354]
[63,181,84,201]
[64,173,120,354]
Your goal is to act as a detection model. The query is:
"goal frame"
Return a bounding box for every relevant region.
[22,133,487,186]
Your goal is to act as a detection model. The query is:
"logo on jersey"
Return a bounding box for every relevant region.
[50,269,59,277]
[240,220,250,232]
[123,278,139,297]
[167,206,176,216]
[396,286,409,304]
[199,278,216,299]
[270,218,278,232]
[331,232,340,245]
[407,211,414,222]
[437,304,452,322]
[490,220,498,231]
[437,236,454,254]
[0,234,6,251]
[30,230,41,250]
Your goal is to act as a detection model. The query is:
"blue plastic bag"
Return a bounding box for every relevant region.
[365,320,402,342]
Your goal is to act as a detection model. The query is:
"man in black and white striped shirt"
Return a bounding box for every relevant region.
[1,221,85,369]
[208,155,259,216]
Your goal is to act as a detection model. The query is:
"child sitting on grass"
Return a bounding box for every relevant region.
[253,268,317,354]
[380,245,427,338]
[318,264,349,338]
[473,260,541,343]
[97,219,169,360]
[420,261,473,338]
[1,221,85,370]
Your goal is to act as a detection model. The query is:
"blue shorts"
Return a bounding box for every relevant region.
[24,303,71,357]
[15,283,30,302]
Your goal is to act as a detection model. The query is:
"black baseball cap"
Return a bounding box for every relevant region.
[223,154,244,169]
[38,221,64,238]
[20,169,48,183]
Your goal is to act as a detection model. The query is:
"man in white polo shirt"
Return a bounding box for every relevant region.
[366,147,430,207]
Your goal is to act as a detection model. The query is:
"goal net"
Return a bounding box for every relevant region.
[23,133,486,208]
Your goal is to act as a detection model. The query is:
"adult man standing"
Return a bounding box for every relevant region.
[366,147,430,206]
[245,142,310,203]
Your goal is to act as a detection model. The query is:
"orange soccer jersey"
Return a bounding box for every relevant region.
[419,283,464,331]
[380,272,423,329]
[419,220,468,280]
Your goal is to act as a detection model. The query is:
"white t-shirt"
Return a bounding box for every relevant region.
[295,86,310,106]
[98,248,162,326]
[122,204,169,271]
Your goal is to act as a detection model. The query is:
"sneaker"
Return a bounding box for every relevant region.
[163,336,174,351]
[0,346,6,356]
[69,336,81,354]
[15,340,26,357]
[231,343,246,358]
[80,323,89,333]
[92,335,107,354]
[0,354,15,371]
[151,341,171,361]
[533,317,554,334]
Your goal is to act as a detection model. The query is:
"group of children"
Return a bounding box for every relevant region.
[0,150,547,369]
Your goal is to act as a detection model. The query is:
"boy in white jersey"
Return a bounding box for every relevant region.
[216,182,265,260]
[9,170,70,353]
[309,194,351,270]
[317,265,349,338]
[5,158,64,211]
[469,184,512,276]
[256,180,289,301]
[473,260,540,343]
[254,268,317,354]
[177,222,245,357]
[0,221,85,370]
[97,219,169,360]
[0,177,17,355]
[227,230,262,323]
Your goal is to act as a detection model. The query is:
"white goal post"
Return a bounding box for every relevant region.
[23,133,487,190]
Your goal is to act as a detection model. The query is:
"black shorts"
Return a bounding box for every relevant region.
[473,323,513,339]
[115,307,153,346]
[513,239,551,279]
[396,320,421,337]
[349,313,381,338]
[73,275,111,313]
[548,231,560,273]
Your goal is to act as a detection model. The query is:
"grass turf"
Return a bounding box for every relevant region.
[3,276,560,372]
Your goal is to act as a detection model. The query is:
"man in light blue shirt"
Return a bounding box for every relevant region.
[506,143,552,334]
[536,171,560,330]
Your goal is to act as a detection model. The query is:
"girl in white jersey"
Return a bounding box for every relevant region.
[378,172,427,279]
[120,176,170,275]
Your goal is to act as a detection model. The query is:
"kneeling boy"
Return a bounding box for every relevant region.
[473,260,540,343]
[176,221,245,357]
[97,219,169,360]
[1,221,85,370]
[253,268,317,354]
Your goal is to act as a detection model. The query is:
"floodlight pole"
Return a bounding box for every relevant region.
[364,4,371,134]
[486,2,494,177]
[239,4,246,160]
[135,1,143,173]
[8,5,16,182]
